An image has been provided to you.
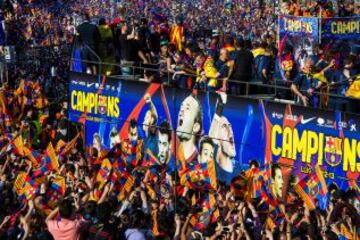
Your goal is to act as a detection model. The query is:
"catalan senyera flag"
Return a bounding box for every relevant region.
[15,80,32,110]
[0,90,6,112]
[169,25,184,51]
[23,24,33,40]
[34,93,48,109]
[23,147,42,167]
[46,143,59,172]
[151,209,160,237]
[339,223,356,240]
[14,172,37,201]
[88,188,102,202]
[312,72,330,107]
[230,168,261,200]
[13,135,25,156]
[15,79,25,96]
[14,172,27,195]
[266,217,277,231]
[59,133,80,156]
[55,139,66,153]
[146,184,157,200]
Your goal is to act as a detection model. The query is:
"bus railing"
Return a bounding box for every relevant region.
[69,57,360,114]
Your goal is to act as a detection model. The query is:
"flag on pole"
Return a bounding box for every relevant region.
[14,172,37,201]
[170,25,184,51]
[190,193,219,231]
[44,175,66,209]
[182,160,217,192]
[59,133,80,156]
[96,158,113,189]
[46,143,60,172]
[294,175,316,210]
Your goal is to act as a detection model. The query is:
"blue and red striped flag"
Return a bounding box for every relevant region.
[190,193,219,231]
[96,158,113,189]
[120,139,143,169]
[44,177,65,210]
[14,172,37,202]
[182,160,217,192]
[295,165,328,210]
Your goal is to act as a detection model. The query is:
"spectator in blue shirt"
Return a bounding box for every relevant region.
[253,41,271,84]
[331,57,356,112]
[291,58,323,107]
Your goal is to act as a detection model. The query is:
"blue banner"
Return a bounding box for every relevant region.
[321,16,360,40]
[68,72,360,193]
[279,15,319,39]
[68,74,123,149]
[278,15,319,70]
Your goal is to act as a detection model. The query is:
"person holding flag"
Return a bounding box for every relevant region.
[169,15,185,52]
[332,57,357,112]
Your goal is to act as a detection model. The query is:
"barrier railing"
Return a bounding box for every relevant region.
[69,57,360,115]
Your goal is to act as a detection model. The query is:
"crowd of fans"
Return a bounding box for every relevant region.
[0,0,359,112]
[0,78,359,240]
[70,0,359,112]
[0,0,359,240]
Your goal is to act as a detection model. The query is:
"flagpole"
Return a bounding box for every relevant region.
[319,7,322,45]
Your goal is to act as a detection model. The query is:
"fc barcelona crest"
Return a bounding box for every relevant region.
[324,137,342,167]
[98,95,107,114]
